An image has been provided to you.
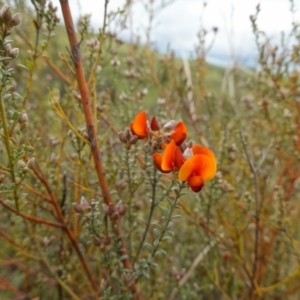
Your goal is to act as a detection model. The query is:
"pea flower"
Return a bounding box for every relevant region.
[178,145,217,192]
[127,111,217,193]
[130,111,187,143]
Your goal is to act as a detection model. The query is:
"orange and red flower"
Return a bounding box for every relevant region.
[178,146,217,192]
[128,111,217,193]
[130,111,187,145]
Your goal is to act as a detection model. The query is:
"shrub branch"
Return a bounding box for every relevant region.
[58,1,140,298]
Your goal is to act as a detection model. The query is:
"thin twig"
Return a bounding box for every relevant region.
[43,57,72,85]
[239,131,260,299]
[168,239,218,300]
[133,168,157,265]
[0,198,64,228]
[30,163,99,295]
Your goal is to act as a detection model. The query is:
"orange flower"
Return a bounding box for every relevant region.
[178,147,217,192]
[152,140,185,173]
[169,122,187,145]
[130,111,149,138]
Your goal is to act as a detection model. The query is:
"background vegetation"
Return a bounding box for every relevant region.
[0,0,299,299]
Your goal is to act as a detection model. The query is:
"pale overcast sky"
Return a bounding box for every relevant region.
[53,0,299,66]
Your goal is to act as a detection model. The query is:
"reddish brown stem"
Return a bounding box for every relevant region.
[0,229,23,248]
[0,198,64,228]
[58,1,140,298]
[0,276,26,298]
[43,57,72,85]
[59,1,112,205]
[30,164,100,295]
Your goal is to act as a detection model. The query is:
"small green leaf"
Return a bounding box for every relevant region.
[17,64,29,71]
[3,94,12,101]
[25,60,33,71]
[144,243,153,252]
[155,249,167,256]
[12,111,19,121]
[167,221,173,229]
[153,240,160,247]
[153,228,161,238]
[171,214,181,219]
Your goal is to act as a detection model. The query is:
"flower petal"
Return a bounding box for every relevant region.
[188,176,204,192]
[130,111,148,138]
[162,140,176,171]
[152,153,165,173]
[174,146,185,169]
[191,145,217,178]
[178,154,216,181]
[150,116,160,131]
[192,145,216,161]
[169,122,187,145]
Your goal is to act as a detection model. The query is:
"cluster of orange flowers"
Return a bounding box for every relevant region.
[127,111,217,193]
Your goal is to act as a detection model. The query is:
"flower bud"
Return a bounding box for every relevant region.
[0,5,12,24]
[79,196,91,211]
[124,127,132,140]
[3,43,12,56]
[163,120,177,130]
[118,132,127,143]
[93,236,102,247]
[26,157,36,169]
[17,160,26,169]
[150,116,160,131]
[10,13,22,27]
[9,47,19,59]
[129,135,138,145]
[115,200,127,216]
[73,197,91,213]
[103,235,112,246]
[18,112,28,123]
[73,203,84,213]
[115,179,126,190]
[18,112,28,130]
[111,211,120,220]
[223,252,230,260]
[41,236,53,247]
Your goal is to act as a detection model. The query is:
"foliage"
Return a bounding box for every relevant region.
[0,0,299,299]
